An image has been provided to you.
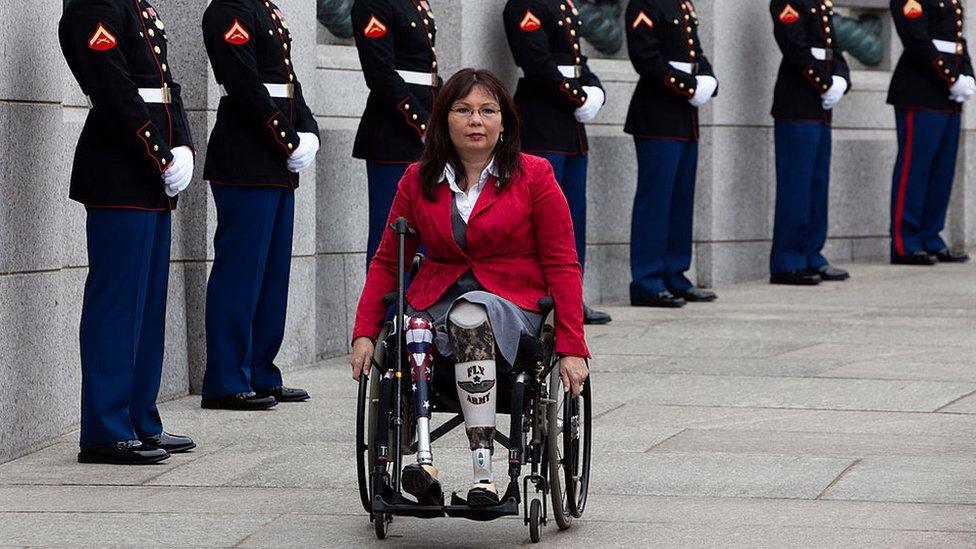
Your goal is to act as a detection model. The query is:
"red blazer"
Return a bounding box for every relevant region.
[352,153,590,358]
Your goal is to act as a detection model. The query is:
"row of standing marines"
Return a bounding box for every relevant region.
[58,0,972,464]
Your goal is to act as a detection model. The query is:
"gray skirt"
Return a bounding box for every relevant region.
[407,290,543,370]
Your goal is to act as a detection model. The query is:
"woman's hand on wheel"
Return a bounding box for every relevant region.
[350,337,375,382]
[559,356,589,397]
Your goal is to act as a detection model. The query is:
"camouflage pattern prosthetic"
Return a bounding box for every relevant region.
[449,301,498,457]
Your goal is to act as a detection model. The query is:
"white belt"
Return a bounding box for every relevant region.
[668,61,694,73]
[397,69,438,86]
[219,83,295,98]
[933,39,963,54]
[517,65,583,78]
[811,47,827,61]
[138,87,172,104]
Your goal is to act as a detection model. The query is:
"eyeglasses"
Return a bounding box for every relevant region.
[449,106,501,119]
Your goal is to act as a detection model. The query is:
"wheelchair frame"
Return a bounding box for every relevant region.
[354,218,592,543]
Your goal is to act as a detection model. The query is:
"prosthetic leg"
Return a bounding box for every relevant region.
[400,316,443,505]
[448,301,500,506]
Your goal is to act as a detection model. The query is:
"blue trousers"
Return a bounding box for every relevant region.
[203,185,295,398]
[630,138,698,298]
[80,209,170,447]
[770,121,832,274]
[366,162,410,264]
[536,152,588,269]
[890,108,960,257]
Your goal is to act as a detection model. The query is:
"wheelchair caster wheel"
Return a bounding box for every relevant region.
[373,512,390,540]
[528,499,542,543]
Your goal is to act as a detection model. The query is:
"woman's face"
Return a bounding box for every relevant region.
[447,85,505,158]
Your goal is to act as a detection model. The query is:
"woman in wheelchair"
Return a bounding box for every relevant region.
[350,68,590,508]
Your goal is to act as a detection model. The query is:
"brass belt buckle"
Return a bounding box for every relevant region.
[160,87,172,104]
[825,48,834,61]
[284,83,295,98]
[957,42,965,55]
[431,72,438,86]
[574,65,583,79]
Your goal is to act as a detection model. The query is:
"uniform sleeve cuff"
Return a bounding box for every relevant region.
[136,121,173,173]
[397,97,428,138]
[267,112,298,155]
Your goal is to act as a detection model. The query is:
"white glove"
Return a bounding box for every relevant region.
[949,75,976,103]
[287,132,319,173]
[688,75,718,108]
[162,146,193,197]
[820,75,848,110]
[573,86,605,123]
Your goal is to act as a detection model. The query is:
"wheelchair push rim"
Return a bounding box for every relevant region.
[546,363,592,526]
[564,376,591,518]
[356,373,371,514]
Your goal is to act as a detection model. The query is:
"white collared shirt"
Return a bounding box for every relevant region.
[441,159,499,224]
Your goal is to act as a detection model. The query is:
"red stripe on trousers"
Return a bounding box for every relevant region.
[893,110,915,257]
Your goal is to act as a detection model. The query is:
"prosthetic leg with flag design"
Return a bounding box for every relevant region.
[399,316,443,505]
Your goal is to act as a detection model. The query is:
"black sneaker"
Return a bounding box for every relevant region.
[466,482,500,506]
[401,463,443,506]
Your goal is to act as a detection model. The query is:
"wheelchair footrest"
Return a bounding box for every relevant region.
[372,483,521,521]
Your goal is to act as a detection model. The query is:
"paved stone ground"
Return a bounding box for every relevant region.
[1,262,975,548]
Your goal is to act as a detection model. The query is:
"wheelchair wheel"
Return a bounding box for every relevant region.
[355,374,371,514]
[373,511,389,539]
[357,330,398,535]
[564,378,591,518]
[528,498,542,543]
[546,365,573,530]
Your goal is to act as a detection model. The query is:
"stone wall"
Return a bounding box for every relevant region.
[1,0,973,463]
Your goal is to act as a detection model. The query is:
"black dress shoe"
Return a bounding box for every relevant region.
[78,440,169,465]
[140,432,196,453]
[201,392,277,410]
[583,305,612,325]
[631,291,686,308]
[254,386,309,402]
[891,251,937,265]
[401,463,443,506]
[674,287,717,302]
[813,264,849,281]
[770,270,822,285]
[931,248,970,263]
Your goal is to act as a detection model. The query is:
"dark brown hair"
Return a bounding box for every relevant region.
[418,68,522,200]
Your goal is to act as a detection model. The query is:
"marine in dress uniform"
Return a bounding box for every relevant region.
[351,0,440,264]
[625,0,718,308]
[768,0,852,285]
[503,0,611,325]
[60,0,196,464]
[201,0,320,409]
[888,0,974,265]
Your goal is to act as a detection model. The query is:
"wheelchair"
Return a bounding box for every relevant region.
[354,218,593,543]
